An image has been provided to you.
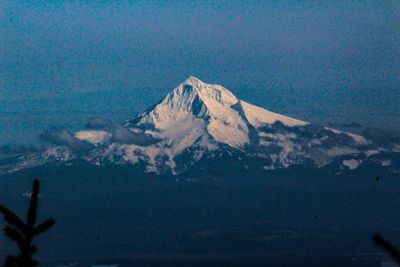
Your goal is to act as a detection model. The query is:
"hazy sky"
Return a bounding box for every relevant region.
[0,1,399,143]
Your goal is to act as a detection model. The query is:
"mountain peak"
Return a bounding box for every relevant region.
[182,76,204,86]
[133,77,306,132]
[174,76,238,107]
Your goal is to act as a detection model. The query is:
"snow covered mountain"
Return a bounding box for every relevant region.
[1,76,399,175]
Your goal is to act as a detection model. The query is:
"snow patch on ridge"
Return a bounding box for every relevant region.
[235,100,306,128]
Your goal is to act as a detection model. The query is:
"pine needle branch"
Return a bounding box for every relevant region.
[0,179,55,267]
[373,233,400,265]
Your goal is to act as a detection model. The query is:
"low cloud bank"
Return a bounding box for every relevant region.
[38,118,160,154]
[41,127,94,153]
[85,117,160,146]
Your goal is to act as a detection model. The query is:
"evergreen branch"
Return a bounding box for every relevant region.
[4,226,24,244]
[0,205,26,233]
[27,179,40,229]
[4,256,18,267]
[373,234,400,265]
[34,219,55,235]
[0,179,55,267]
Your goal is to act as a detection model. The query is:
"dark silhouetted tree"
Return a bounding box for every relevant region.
[373,234,400,265]
[0,179,55,267]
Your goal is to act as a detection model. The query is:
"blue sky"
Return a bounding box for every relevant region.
[0,1,399,144]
